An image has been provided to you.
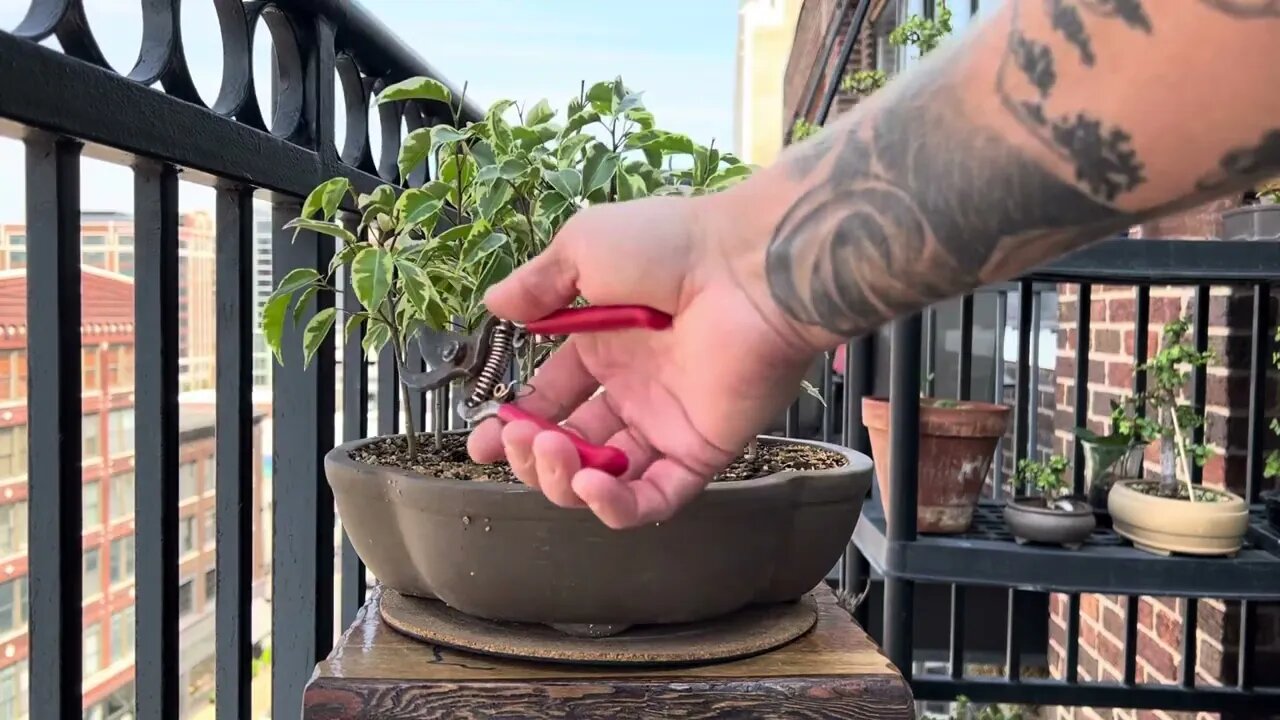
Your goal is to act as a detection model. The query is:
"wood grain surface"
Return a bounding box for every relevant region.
[304,584,914,719]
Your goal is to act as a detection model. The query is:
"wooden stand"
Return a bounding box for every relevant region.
[303,584,915,719]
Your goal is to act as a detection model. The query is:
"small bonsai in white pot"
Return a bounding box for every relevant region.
[1107,317,1250,556]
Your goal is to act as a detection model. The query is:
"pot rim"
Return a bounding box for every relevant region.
[1110,479,1246,506]
[862,395,1011,414]
[325,432,872,497]
[1005,495,1092,516]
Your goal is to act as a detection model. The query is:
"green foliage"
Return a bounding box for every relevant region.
[261,76,760,449]
[791,118,819,142]
[1015,455,1070,500]
[840,69,888,96]
[952,695,1025,720]
[890,0,954,55]
[1256,179,1280,204]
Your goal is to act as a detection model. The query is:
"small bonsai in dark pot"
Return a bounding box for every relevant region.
[1004,455,1096,550]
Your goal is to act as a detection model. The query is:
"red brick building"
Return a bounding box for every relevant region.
[0,267,269,719]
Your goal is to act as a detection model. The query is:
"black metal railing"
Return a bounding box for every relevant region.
[1,1,478,717]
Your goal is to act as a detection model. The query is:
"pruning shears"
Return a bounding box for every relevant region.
[400,305,673,476]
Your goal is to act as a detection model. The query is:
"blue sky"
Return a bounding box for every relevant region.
[0,0,739,221]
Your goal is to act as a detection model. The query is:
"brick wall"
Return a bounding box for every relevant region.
[1044,208,1280,720]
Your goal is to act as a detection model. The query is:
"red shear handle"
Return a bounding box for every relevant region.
[496,404,630,476]
[524,305,672,335]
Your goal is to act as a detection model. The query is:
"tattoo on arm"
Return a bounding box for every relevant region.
[765,0,1279,340]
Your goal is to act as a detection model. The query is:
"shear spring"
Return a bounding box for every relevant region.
[467,321,516,407]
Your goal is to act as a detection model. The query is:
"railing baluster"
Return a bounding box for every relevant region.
[1013,281,1034,484]
[340,211,369,627]
[883,313,921,680]
[271,203,337,718]
[949,584,965,679]
[134,160,181,719]
[1179,286,1210,689]
[215,181,256,720]
[378,346,399,437]
[950,294,973,681]
[1123,286,1150,688]
[1064,282,1091,685]
[25,132,84,720]
[1244,283,1271,505]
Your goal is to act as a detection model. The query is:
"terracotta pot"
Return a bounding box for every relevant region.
[1003,496,1096,550]
[1107,480,1249,557]
[326,434,873,634]
[862,397,1011,534]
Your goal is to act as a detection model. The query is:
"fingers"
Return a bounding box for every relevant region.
[571,458,710,530]
[467,339,597,464]
[483,234,579,322]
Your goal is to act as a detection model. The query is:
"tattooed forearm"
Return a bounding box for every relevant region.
[765,69,1131,337]
[760,0,1280,341]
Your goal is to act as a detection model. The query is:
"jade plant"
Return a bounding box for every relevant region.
[261,76,758,462]
[1015,455,1071,509]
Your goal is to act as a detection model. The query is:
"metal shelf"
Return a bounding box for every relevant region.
[1029,238,1280,285]
[853,497,1280,600]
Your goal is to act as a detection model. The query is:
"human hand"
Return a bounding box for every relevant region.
[466,190,830,529]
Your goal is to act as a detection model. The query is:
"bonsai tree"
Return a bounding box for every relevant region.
[261,76,760,462]
[840,69,888,98]
[1014,455,1071,510]
[1137,316,1216,500]
[889,0,953,55]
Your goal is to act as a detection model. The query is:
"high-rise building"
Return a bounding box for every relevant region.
[0,267,271,719]
[0,211,219,393]
[734,0,804,165]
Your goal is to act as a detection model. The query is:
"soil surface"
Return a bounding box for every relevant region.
[351,434,847,484]
[1126,480,1232,502]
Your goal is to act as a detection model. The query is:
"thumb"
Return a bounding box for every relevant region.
[483,236,580,322]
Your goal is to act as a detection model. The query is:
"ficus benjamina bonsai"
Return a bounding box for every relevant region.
[1015,455,1070,509]
[261,75,825,464]
[1137,316,1216,499]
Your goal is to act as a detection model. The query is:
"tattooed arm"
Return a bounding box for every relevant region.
[722,0,1280,348]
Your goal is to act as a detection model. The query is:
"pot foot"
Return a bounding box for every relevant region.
[1133,542,1173,557]
[1014,536,1029,545]
[1062,543,1083,551]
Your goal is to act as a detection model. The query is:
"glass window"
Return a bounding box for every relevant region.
[0,576,26,634]
[82,413,101,459]
[82,250,110,269]
[117,250,134,278]
[204,568,216,604]
[0,350,26,401]
[107,345,134,390]
[83,347,101,392]
[110,606,134,662]
[8,251,25,270]
[109,536,135,586]
[0,425,27,480]
[178,578,194,616]
[83,480,100,530]
[82,234,107,246]
[83,547,101,599]
[84,622,102,678]
[0,662,26,719]
[110,471,135,521]
[204,509,216,549]
[8,234,25,247]
[108,409,134,455]
[179,516,196,555]
[0,501,25,557]
[178,463,198,500]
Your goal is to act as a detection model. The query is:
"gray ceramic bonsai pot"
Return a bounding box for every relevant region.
[326,434,872,634]
[1221,205,1280,241]
[1003,496,1097,550]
